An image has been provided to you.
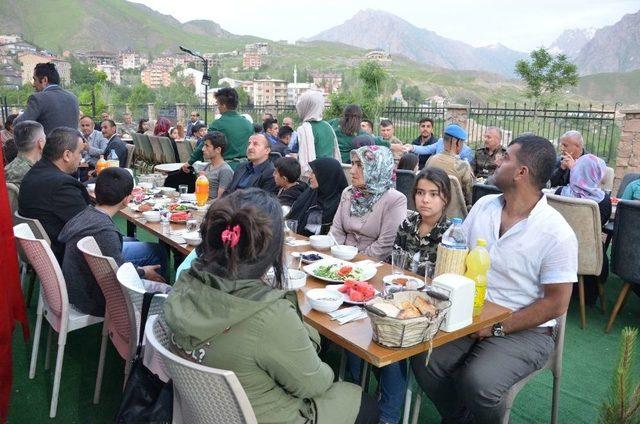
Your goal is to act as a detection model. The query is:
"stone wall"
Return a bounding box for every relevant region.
[613,109,640,194]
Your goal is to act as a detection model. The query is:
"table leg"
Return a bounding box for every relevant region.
[359,360,370,390]
[402,362,413,424]
[126,220,136,238]
[338,349,347,382]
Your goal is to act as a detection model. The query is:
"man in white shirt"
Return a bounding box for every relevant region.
[411,134,578,423]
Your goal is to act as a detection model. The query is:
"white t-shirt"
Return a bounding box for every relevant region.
[462,194,578,326]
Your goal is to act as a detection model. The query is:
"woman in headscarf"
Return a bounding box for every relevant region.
[556,153,611,306]
[330,145,407,261]
[287,157,347,236]
[295,90,341,175]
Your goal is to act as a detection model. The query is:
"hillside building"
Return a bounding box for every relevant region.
[242,51,261,70]
[311,71,342,94]
[18,53,71,86]
[365,50,392,62]
[140,65,171,88]
[245,42,270,55]
[252,79,287,106]
[96,64,121,85]
[78,51,118,67]
[119,50,146,69]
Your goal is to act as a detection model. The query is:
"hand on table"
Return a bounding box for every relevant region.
[470,326,492,340]
[142,265,165,283]
[181,163,191,173]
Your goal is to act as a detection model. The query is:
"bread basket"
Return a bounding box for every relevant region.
[365,290,451,348]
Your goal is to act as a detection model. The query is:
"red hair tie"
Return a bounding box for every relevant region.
[221,225,241,248]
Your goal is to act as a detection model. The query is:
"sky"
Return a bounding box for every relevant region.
[130,0,639,52]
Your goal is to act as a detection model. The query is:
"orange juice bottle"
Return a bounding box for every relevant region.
[195,172,209,206]
[464,239,491,316]
[96,155,107,174]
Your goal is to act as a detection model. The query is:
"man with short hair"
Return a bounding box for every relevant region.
[360,119,374,135]
[425,124,475,206]
[95,112,110,131]
[263,118,280,145]
[472,126,507,179]
[14,63,79,136]
[224,133,277,195]
[118,113,137,139]
[282,116,299,152]
[186,111,203,137]
[58,167,167,317]
[200,131,234,199]
[405,124,475,165]
[101,119,127,167]
[380,119,404,163]
[4,120,45,187]
[412,135,577,423]
[411,117,437,168]
[19,127,90,261]
[79,115,108,167]
[549,130,588,187]
[192,123,207,144]
[271,126,292,156]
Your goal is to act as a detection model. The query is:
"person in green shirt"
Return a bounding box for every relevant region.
[181,87,253,172]
[328,104,389,163]
[621,178,640,200]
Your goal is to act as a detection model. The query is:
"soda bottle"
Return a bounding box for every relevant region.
[464,239,491,316]
[195,171,209,206]
[96,155,107,174]
[107,149,119,167]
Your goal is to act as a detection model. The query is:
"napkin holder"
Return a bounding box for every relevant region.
[430,273,475,332]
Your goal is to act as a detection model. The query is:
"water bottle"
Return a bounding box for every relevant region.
[441,218,467,249]
[107,149,119,167]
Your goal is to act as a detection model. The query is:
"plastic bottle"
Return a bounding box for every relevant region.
[465,239,491,316]
[107,149,119,167]
[441,218,467,249]
[96,155,107,174]
[195,172,209,206]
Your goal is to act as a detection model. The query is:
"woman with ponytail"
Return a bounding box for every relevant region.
[164,188,376,423]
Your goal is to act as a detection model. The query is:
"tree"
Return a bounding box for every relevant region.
[70,58,107,86]
[401,84,423,105]
[515,48,579,105]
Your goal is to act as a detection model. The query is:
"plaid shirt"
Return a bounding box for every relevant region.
[393,212,451,275]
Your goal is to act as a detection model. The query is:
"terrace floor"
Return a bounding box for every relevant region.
[7,221,640,423]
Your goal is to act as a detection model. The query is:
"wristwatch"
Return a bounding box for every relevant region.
[492,323,505,337]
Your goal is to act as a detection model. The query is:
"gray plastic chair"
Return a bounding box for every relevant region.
[175,140,193,163]
[124,143,135,168]
[145,315,258,424]
[14,211,51,306]
[395,169,417,211]
[604,172,640,250]
[159,136,177,163]
[139,134,155,163]
[605,199,640,332]
[472,183,502,205]
[148,135,165,163]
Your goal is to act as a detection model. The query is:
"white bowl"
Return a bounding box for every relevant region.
[309,235,334,250]
[158,186,177,195]
[331,244,358,260]
[288,269,307,290]
[182,231,202,246]
[306,288,343,313]
[142,211,161,222]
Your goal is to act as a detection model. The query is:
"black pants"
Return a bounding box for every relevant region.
[355,392,380,424]
[163,170,196,192]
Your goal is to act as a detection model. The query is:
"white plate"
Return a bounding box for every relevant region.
[382,275,425,290]
[303,258,377,283]
[326,284,380,305]
[154,163,183,173]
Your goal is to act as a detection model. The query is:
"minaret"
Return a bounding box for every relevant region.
[293,64,297,84]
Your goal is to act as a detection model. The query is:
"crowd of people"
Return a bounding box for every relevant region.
[2,61,632,424]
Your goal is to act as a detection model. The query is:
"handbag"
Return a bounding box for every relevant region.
[116,292,173,423]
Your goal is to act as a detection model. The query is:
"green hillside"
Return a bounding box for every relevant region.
[574,70,640,105]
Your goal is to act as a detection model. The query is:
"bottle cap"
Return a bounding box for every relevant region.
[451,217,463,224]
[199,171,205,176]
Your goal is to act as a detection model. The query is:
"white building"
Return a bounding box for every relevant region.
[96,64,121,85]
[180,67,206,98]
[119,51,145,69]
[217,77,245,88]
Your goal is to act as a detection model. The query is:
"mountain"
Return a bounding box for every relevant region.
[306,9,527,77]
[574,10,640,75]
[0,0,258,55]
[575,70,640,105]
[549,28,595,57]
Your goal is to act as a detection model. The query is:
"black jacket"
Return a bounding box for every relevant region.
[104,135,127,167]
[225,159,277,195]
[549,149,589,187]
[412,134,437,169]
[18,159,90,262]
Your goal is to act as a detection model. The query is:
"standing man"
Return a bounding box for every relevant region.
[411,135,577,423]
[282,116,299,152]
[186,111,203,137]
[200,131,234,200]
[263,118,280,145]
[79,115,108,167]
[380,119,404,163]
[549,130,588,187]
[101,120,127,167]
[472,126,506,179]
[4,121,45,188]
[118,113,137,139]
[224,134,277,195]
[411,118,437,168]
[14,63,79,136]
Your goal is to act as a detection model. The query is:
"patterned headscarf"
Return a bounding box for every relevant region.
[560,154,606,202]
[349,145,395,217]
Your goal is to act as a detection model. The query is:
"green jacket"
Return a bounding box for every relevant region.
[163,266,361,424]
[309,120,338,159]
[328,118,390,163]
[189,110,254,164]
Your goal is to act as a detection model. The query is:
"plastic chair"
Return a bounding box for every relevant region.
[502,314,567,424]
[175,140,193,163]
[131,133,142,158]
[145,315,258,424]
[124,143,135,169]
[6,182,19,215]
[76,236,134,403]
[139,133,155,163]
[472,183,502,205]
[605,200,640,332]
[445,175,468,219]
[14,211,51,306]
[148,135,165,163]
[546,194,604,328]
[341,163,352,186]
[396,169,417,211]
[159,136,177,163]
[603,172,640,251]
[269,151,282,163]
[13,223,103,418]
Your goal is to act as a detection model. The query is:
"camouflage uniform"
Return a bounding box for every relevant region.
[393,212,451,276]
[472,147,506,179]
[4,155,34,188]
[426,151,474,206]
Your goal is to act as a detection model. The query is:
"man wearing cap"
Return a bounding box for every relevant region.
[404,125,475,164]
[425,124,475,206]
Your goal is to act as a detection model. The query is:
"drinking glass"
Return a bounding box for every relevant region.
[178,184,188,201]
[186,219,198,233]
[391,250,407,275]
[160,210,171,234]
[285,220,298,242]
[424,261,436,287]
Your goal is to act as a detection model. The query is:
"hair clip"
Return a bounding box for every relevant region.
[221,225,241,248]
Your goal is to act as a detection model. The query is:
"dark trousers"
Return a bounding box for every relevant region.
[410,329,554,424]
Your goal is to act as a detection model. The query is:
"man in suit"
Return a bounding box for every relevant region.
[224,134,277,195]
[18,127,90,262]
[14,63,79,136]
[101,119,127,167]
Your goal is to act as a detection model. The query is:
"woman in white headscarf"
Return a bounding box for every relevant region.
[295,90,341,175]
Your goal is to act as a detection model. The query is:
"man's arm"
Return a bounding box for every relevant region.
[13,95,41,125]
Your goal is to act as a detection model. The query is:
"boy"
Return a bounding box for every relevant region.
[273,157,306,207]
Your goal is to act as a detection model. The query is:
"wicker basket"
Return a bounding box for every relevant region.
[365,291,451,348]
[434,244,468,276]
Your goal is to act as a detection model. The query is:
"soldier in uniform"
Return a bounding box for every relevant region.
[472,126,506,180]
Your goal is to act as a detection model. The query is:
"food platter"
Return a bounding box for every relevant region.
[303,258,377,283]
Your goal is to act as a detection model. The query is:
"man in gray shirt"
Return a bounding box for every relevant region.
[79,115,108,167]
[198,131,233,199]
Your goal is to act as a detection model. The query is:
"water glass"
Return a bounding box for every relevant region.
[160,209,171,234]
[285,220,298,240]
[178,184,188,201]
[391,250,407,275]
[424,261,436,287]
[186,219,198,233]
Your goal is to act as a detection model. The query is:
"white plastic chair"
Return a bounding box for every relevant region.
[145,315,258,424]
[13,223,103,418]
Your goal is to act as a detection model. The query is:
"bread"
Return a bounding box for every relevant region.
[397,304,421,319]
[414,296,437,316]
[400,301,414,310]
[374,303,401,318]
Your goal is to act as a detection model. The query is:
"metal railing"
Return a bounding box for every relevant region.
[379,102,447,143]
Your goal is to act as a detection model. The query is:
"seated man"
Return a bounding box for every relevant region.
[411,135,577,423]
[263,118,280,145]
[405,132,475,163]
[471,126,506,179]
[101,119,127,167]
[18,126,90,262]
[621,177,640,200]
[4,120,45,188]
[224,134,277,195]
[273,157,306,207]
[271,125,292,156]
[425,124,475,206]
[58,167,168,317]
[198,131,234,200]
[79,115,108,167]
[549,130,588,187]
[380,119,404,163]
[360,119,374,135]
